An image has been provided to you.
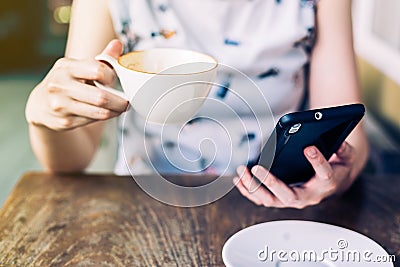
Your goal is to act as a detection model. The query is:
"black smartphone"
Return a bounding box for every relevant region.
[248,103,365,184]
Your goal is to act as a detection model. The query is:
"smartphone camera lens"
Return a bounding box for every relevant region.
[315,112,323,120]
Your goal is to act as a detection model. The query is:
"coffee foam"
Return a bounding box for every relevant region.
[119,53,147,72]
[118,49,217,74]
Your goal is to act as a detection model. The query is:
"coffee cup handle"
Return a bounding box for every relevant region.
[94,54,128,100]
[93,80,127,100]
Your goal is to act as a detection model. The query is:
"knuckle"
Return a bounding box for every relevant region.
[312,197,323,206]
[245,178,254,189]
[285,196,299,206]
[49,99,64,112]
[317,155,325,165]
[262,196,274,207]
[323,170,334,180]
[263,202,271,208]
[60,118,73,128]
[240,189,249,198]
[250,197,262,206]
[47,82,62,94]
[93,63,105,80]
[94,91,108,106]
[54,58,68,69]
[241,175,249,185]
[97,108,112,119]
[293,202,307,209]
[305,198,322,208]
[264,176,276,187]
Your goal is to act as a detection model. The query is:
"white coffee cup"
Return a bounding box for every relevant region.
[95,48,218,124]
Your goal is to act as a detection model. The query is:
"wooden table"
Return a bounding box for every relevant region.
[0,172,399,266]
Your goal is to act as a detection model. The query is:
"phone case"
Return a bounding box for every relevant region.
[249,104,365,184]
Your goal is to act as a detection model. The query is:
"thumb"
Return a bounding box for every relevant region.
[101,39,123,58]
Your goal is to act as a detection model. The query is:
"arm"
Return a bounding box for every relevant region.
[309,0,368,181]
[26,0,127,173]
[234,0,368,208]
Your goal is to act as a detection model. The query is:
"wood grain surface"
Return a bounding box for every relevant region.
[0,172,399,266]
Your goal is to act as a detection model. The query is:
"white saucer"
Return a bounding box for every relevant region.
[222,220,394,267]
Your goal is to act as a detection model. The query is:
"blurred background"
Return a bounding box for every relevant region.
[0,0,117,206]
[0,0,399,206]
[0,0,71,206]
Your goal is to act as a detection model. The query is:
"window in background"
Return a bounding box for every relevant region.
[353,0,400,85]
[372,0,400,52]
[353,0,400,165]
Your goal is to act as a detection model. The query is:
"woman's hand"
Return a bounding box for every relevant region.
[233,141,356,209]
[26,40,128,131]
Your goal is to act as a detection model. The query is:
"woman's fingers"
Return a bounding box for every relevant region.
[48,96,119,122]
[233,177,263,206]
[236,165,259,192]
[234,163,332,209]
[48,59,128,113]
[44,113,95,131]
[233,147,356,209]
[101,39,124,59]
[67,99,121,120]
[251,166,298,206]
[49,81,128,118]
[64,58,116,85]
[68,80,128,113]
[233,177,282,207]
[304,146,334,181]
[235,165,287,207]
[27,53,128,131]
[303,146,340,197]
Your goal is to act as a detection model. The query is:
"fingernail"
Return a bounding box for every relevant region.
[233,177,239,184]
[306,147,317,158]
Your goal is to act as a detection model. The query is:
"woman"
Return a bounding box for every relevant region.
[25,0,368,209]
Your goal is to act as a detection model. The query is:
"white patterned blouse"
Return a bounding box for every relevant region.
[108,0,319,175]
